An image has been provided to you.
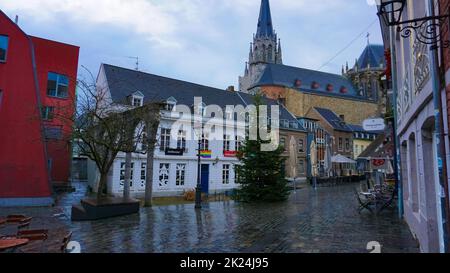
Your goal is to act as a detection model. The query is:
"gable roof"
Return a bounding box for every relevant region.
[314,107,352,132]
[253,63,367,100]
[347,124,365,132]
[347,124,384,135]
[358,129,393,159]
[356,44,385,69]
[102,64,306,132]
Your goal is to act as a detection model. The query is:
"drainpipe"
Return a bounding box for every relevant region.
[428,0,450,253]
[388,22,404,218]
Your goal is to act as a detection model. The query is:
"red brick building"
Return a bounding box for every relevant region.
[0,11,79,206]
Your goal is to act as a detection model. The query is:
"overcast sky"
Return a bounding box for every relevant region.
[0,0,382,90]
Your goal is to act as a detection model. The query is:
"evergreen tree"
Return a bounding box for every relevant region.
[235,95,290,202]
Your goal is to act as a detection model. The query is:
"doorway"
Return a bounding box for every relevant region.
[201,164,210,194]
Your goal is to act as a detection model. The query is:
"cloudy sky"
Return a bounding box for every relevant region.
[0,0,382,89]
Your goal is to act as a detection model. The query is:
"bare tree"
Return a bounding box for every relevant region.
[143,112,160,207]
[35,67,162,201]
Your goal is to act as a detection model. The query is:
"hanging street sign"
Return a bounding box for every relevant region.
[165,148,184,156]
[223,151,237,158]
[363,118,386,132]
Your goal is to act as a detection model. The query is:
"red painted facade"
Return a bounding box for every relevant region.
[0,11,79,204]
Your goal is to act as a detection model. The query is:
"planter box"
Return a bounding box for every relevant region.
[71,197,140,221]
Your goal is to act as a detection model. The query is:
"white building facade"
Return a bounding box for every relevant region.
[87,64,306,198]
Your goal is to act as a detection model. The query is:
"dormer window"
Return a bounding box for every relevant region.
[311,81,320,89]
[340,86,348,94]
[130,91,144,107]
[294,79,302,88]
[326,84,334,92]
[133,97,143,107]
[165,97,177,111]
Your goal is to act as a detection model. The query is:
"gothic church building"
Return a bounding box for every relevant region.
[239,0,387,126]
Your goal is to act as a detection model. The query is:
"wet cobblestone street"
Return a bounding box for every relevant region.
[0,182,419,253]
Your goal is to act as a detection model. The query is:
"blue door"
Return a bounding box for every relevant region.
[201,164,210,194]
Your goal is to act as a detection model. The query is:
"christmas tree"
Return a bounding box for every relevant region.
[235,95,290,202]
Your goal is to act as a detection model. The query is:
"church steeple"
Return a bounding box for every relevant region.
[239,0,282,92]
[256,0,274,38]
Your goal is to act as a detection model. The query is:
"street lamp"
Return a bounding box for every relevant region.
[193,106,205,209]
[377,0,450,49]
[195,131,203,209]
[377,0,405,27]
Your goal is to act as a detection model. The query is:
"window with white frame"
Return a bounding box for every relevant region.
[235,136,243,151]
[338,137,343,151]
[298,138,304,153]
[165,97,177,111]
[158,163,170,187]
[201,133,209,150]
[140,163,146,180]
[140,163,146,188]
[160,128,171,151]
[120,162,134,187]
[176,164,186,186]
[133,97,143,107]
[177,130,187,151]
[223,164,230,184]
[223,135,231,151]
[345,138,351,151]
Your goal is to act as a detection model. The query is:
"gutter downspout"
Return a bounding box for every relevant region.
[28,36,55,204]
[388,21,404,218]
[428,0,450,253]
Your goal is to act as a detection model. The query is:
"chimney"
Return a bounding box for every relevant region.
[15,15,19,25]
[226,86,235,92]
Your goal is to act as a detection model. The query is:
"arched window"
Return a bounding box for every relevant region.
[268,45,273,62]
[262,44,266,62]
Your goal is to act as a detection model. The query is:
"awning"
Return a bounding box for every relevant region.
[331,154,357,164]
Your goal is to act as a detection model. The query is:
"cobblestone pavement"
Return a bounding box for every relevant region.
[0,182,419,253]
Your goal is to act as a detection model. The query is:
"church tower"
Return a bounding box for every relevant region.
[239,0,283,92]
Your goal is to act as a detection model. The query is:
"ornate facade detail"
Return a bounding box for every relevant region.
[412,38,430,94]
[402,69,410,115]
[158,163,170,187]
[398,15,450,50]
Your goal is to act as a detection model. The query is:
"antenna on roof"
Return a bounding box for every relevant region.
[126,56,139,71]
[14,15,19,25]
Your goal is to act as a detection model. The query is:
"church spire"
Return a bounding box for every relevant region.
[276,39,283,64]
[239,0,281,92]
[256,0,274,38]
